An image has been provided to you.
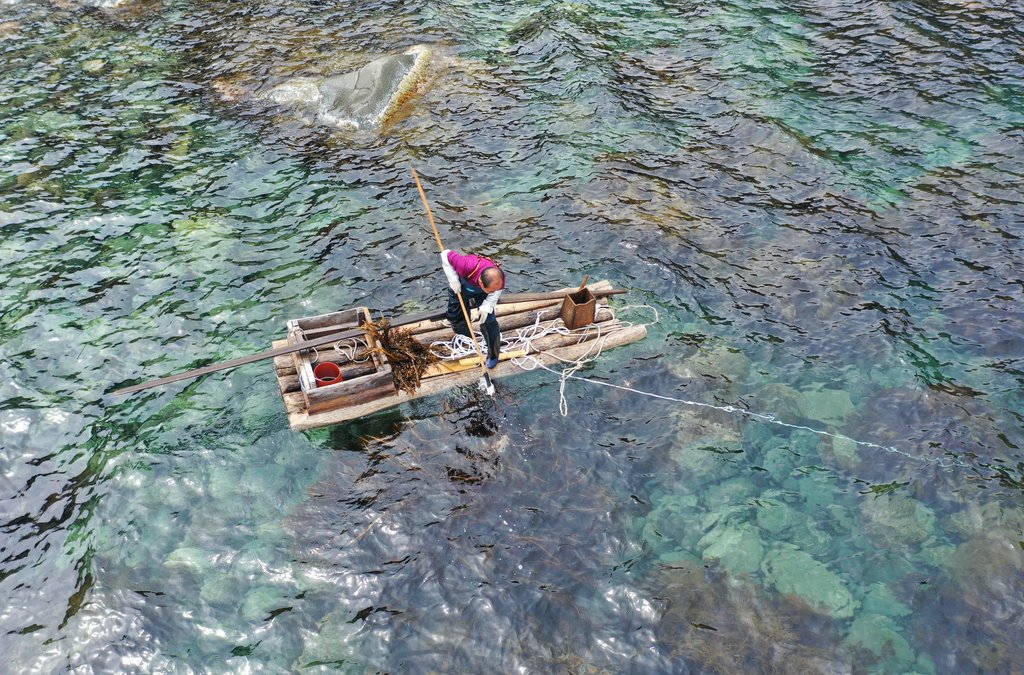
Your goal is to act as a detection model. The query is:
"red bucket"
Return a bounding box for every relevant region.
[313,362,342,387]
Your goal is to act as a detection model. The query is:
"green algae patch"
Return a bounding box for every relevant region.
[761,547,857,618]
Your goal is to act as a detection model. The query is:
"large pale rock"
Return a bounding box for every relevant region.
[262,46,430,130]
[762,546,857,618]
[165,547,213,574]
[860,493,936,548]
[797,386,855,426]
[843,614,916,671]
[699,524,765,575]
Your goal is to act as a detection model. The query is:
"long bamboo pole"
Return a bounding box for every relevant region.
[110,288,627,397]
[411,167,494,395]
[110,308,444,396]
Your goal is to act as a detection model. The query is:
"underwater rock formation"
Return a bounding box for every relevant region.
[260,45,430,131]
[859,492,936,549]
[762,546,857,618]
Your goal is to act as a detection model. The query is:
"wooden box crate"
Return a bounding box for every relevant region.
[560,288,596,330]
[287,307,396,415]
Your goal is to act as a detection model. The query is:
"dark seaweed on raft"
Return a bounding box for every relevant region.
[362,319,439,395]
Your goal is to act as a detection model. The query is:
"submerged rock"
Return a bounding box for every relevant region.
[797,385,855,426]
[861,582,912,618]
[165,546,214,574]
[699,523,765,575]
[260,45,430,130]
[762,546,857,618]
[641,492,701,555]
[0,21,22,38]
[860,493,936,549]
[843,613,916,671]
[241,585,290,622]
[756,499,807,535]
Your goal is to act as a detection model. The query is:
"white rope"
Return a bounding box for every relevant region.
[427,303,951,467]
[332,337,371,363]
[538,362,957,469]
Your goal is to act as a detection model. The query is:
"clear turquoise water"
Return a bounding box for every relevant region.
[1,0,1023,672]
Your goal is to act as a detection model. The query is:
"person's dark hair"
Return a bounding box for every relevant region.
[481,266,505,290]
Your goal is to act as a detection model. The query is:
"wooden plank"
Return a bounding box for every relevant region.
[287,323,648,431]
[402,298,561,335]
[301,323,363,340]
[290,325,314,396]
[290,307,363,332]
[307,381,396,415]
[421,350,527,379]
[498,287,625,304]
[400,281,614,335]
[304,369,393,407]
[414,307,615,346]
[282,391,305,414]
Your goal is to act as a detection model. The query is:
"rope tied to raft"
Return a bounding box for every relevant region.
[429,303,660,415]
[500,304,954,469]
[510,304,659,415]
[428,302,616,361]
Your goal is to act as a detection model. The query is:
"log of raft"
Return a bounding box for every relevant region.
[275,281,648,431]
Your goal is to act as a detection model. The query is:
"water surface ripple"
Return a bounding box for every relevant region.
[1,0,1022,672]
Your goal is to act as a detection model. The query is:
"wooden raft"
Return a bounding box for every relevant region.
[273,281,647,431]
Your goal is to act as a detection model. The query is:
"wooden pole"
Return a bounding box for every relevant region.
[111,308,445,396]
[411,167,494,395]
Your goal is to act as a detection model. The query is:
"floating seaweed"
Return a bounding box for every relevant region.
[362,318,439,395]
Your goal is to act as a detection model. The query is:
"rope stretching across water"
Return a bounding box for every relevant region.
[429,304,956,470]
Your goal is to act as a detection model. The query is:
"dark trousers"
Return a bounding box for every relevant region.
[447,284,501,361]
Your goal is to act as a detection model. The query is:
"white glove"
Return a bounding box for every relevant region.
[479,290,501,320]
[440,250,460,293]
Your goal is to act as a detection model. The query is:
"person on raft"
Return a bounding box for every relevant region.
[441,249,506,368]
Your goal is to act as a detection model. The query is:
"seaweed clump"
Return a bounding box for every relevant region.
[363,319,438,395]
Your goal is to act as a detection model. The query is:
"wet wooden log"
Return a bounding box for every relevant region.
[305,374,396,414]
[414,306,615,346]
[400,281,614,335]
[278,363,377,394]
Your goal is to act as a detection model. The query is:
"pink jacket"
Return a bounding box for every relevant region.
[446,250,503,289]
